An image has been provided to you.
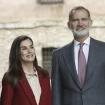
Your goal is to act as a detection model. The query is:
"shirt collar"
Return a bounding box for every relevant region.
[24,67,38,76]
[74,36,90,46]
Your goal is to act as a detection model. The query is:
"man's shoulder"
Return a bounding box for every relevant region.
[91,37,105,45]
[91,37,105,50]
[52,41,73,55]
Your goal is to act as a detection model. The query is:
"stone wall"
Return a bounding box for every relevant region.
[0,0,105,21]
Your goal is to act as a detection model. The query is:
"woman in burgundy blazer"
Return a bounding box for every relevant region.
[1,35,52,105]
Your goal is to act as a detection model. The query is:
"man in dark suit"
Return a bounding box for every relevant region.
[51,6,105,105]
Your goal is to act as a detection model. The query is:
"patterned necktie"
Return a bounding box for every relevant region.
[78,43,86,87]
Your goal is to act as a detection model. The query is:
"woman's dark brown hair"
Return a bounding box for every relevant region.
[5,35,47,87]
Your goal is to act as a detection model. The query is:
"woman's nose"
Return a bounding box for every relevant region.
[27,48,32,53]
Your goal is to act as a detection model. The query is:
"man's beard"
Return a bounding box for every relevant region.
[72,28,89,37]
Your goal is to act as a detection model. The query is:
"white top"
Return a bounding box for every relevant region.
[74,37,90,74]
[25,69,41,105]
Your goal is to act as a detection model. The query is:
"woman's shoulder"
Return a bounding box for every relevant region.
[38,66,49,73]
[2,72,10,84]
[37,66,50,78]
[2,72,8,80]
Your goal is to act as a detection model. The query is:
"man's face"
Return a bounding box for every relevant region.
[68,9,92,37]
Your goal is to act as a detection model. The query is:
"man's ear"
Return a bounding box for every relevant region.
[67,22,71,29]
[89,19,93,27]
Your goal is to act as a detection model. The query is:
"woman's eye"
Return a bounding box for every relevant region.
[21,47,27,50]
[31,46,34,49]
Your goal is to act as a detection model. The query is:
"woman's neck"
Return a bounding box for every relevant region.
[21,63,35,73]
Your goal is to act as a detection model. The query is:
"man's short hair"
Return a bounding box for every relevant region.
[68,6,91,21]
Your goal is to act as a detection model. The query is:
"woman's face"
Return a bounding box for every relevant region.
[19,39,35,63]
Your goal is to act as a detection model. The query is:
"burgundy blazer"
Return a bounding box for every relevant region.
[1,67,52,105]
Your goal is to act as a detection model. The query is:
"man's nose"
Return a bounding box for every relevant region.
[78,20,83,26]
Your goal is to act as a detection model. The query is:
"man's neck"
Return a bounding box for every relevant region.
[74,34,89,42]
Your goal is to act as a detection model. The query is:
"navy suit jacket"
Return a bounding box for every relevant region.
[51,37,105,105]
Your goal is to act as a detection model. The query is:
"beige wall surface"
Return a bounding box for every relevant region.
[0,0,105,21]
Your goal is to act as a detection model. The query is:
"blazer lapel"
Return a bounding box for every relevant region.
[85,38,100,82]
[19,71,37,105]
[37,68,45,105]
[63,41,81,88]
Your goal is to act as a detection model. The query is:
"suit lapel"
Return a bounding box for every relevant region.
[85,38,100,82]
[37,68,48,105]
[19,70,37,105]
[63,41,81,88]
[62,38,101,89]
[37,68,43,105]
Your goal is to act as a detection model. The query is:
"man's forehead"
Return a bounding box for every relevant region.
[72,9,88,14]
[71,10,88,17]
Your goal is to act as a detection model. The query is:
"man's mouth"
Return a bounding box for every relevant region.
[76,28,85,31]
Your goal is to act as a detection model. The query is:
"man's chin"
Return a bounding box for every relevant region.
[73,30,89,37]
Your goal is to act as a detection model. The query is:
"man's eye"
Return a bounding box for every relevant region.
[82,18,88,21]
[72,19,78,22]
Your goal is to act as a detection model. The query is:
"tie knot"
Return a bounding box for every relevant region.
[79,43,84,48]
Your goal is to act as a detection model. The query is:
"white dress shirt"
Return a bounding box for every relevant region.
[74,37,90,74]
[25,69,41,105]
